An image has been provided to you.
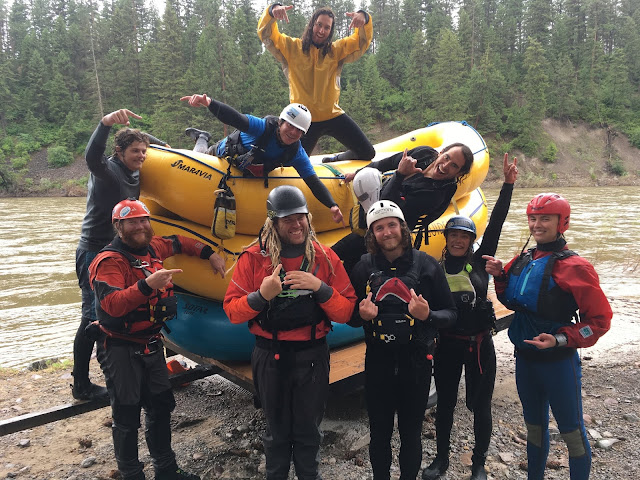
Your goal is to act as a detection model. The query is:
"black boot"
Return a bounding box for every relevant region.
[422,456,449,480]
[72,316,107,401]
[71,380,108,401]
[321,154,341,163]
[184,128,211,143]
[471,463,487,480]
[155,464,200,480]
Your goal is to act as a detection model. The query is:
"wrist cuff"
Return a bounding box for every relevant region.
[554,333,568,347]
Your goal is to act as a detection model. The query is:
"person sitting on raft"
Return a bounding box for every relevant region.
[180,93,344,224]
[333,144,474,273]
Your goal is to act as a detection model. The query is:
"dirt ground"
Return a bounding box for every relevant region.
[1,297,639,480]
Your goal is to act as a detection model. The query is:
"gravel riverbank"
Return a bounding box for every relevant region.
[1,297,639,480]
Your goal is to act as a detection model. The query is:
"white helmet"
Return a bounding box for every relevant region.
[279,103,312,133]
[353,168,382,212]
[366,200,405,228]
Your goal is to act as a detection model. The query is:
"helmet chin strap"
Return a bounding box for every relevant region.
[258,225,268,256]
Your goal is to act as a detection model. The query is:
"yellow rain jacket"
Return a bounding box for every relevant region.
[258,7,373,122]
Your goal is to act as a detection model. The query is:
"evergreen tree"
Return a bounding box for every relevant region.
[431,29,467,122]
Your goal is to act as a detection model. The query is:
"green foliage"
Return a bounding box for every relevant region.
[606,157,627,176]
[16,135,41,154]
[11,155,30,169]
[0,0,639,184]
[542,142,558,163]
[1,137,14,156]
[628,126,640,149]
[47,146,74,168]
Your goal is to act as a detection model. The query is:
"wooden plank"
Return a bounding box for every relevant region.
[488,291,514,332]
[0,364,221,437]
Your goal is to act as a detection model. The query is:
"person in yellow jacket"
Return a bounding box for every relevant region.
[258,4,376,163]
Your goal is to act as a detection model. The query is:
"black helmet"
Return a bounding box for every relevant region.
[267,185,309,219]
[444,215,476,239]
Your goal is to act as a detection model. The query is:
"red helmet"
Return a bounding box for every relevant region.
[526,193,570,233]
[112,198,151,223]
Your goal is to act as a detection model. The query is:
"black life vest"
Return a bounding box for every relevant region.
[361,250,422,345]
[95,245,177,338]
[252,258,328,339]
[222,116,299,179]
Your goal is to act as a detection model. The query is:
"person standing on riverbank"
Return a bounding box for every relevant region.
[422,154,517,480]
[89,198,223,480]
[223,185,356,480]
[484,192,612,480]
[72,109,169,401]
[258,4,375,162]
[349,200,457,480]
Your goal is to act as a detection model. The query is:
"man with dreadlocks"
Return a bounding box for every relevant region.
[223,185,356,480]
[258,4,375,162]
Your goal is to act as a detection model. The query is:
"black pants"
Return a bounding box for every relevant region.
[302,113,375,161]
[97,338,176,480]
[252,340,330,480]
[365,343,432,480]
[73,249,99,384]
[331,232,367,275]
[433,334,496,465]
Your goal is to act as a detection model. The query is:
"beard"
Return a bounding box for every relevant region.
[121,225,153,249]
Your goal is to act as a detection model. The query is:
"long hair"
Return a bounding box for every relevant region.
[440,237,474,265]
[245,212,335,275]
[301,7,335,56]
[441,142,474,184]
[113,128,149,157]
[364,219,413,255]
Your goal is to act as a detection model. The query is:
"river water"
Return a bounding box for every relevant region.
[1,186,638,368]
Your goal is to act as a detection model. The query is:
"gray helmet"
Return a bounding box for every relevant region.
[444,215,476,238]
[267,185,309,219]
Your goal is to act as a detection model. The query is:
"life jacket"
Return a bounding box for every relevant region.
[222,116,299,182]
[94,245,177,340]
[443,262,496,335]
[361,250,423,345]
[251,257,328,340]
[502,248,579,350]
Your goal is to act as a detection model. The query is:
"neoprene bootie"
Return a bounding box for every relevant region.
[422,456,449,480]
[470,463,488,480]
[184,128,211,143]
[155,465,200,480]
[71,379,108,401]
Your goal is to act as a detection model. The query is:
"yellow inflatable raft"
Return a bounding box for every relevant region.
[141,121,489,236]
[142,188,487,301]
[140,121,490,302]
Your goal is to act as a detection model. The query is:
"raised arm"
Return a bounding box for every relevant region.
[475,153,518,259]
[180,94,250,132]
[85,109,142,175]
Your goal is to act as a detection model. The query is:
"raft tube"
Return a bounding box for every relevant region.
[164,291,365,362]
[143,187,488,302]
[140,121,489,236]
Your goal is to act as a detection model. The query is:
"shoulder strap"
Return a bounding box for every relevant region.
[101,245,155,277]
[406,249,423,282]
[539,249,577,293]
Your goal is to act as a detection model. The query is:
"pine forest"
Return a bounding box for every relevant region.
[1,0,639,187]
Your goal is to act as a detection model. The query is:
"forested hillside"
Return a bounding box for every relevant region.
[1,0,639,193]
